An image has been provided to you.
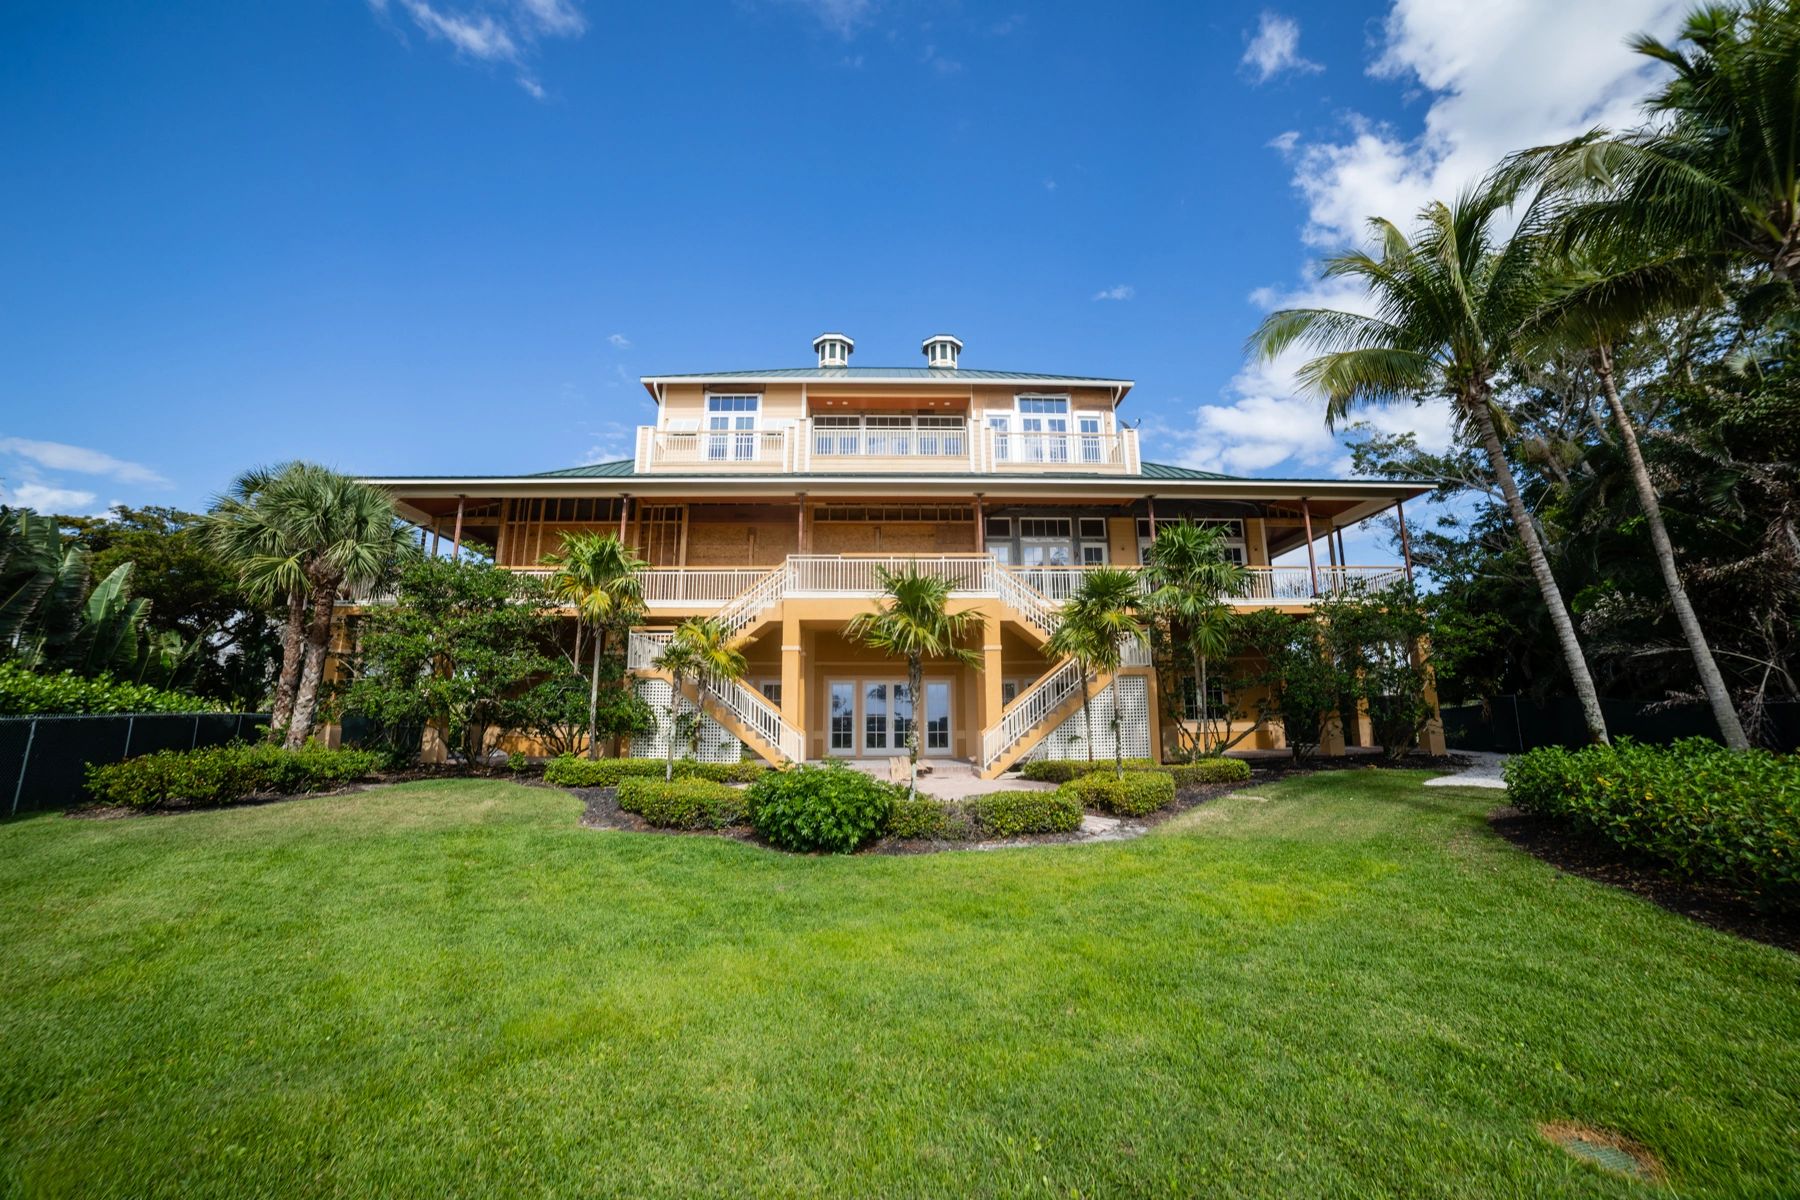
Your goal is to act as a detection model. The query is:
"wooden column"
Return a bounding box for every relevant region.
[494,499,511,567]
[795,493,806,555]
[1336,527,1349,570]
[430,521,440,558]
[450,495,465,560]
[1326,519,1339,568]
[618,494,630,540]
[1300,500,1319,595]
[1396,498,1414,583]
[973,495,985,552]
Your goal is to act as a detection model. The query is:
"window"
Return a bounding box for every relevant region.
[760,680,782,707]
[1078,517,1107,540]
[985,516,1012,538]
[1179,675,1230,722]
[706,394,760,461]
[1136,517,1247,563]
[1018,517,1071,540]
[1077,413,1105,462]
[1016,395,1070,463]
[1081,544,1107,565]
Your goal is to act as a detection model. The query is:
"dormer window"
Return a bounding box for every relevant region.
[812,332,854,368]
[922,333,962,369]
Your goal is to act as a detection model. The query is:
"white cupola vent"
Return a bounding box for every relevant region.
[812,332,854,368]
[922,333,963,369]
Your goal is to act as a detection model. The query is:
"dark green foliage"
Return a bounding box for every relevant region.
[884,794,974,841]
[1066,770,1176,817]
[966,789,1083,837]
[1020,758,1159,783]
[616,776,747,830]
[0,662,223,715]
[335,560,564,766]
[542,756,769,787]
[1505,739,1799,905]
[1165,758,1253,787]
[1318,584,1435,759]
[745,764,898,853]
[1230,609,1340,759]
[84,743,382,810]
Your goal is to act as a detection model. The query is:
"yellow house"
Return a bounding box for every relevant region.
[352,331,1440,776]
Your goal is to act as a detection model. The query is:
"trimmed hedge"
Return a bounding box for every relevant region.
[85,743,383,810]
[543,756,770,788]
[1066,770,1177,817]
[967,789,1084,837]
[1505,738,1799,906]
[1166,758,1253,787]
[747,764,897,853]
[1020,758,1158,784]
[616,776,747,830]
[0,663,224,716]
[885,795,973,841]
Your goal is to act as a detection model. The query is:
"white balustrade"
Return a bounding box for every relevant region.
[641,568,770,605]
[702,672,805,761]
[982,657,1087,768]
[786,555,992,596]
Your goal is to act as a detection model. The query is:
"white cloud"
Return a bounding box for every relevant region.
[781,0,878,39]
[1186,0,1685,479]
[0,438,167,485]
[1092,284,1135,302]
[1242,12,1321,83]
[4,482,101,515]
[607,332,632,349]
[368,0,589,98]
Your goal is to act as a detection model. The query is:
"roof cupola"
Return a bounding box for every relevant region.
[812,332,854,368]
[922,333,962,369]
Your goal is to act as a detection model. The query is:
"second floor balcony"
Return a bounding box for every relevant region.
[633,419,1142,475]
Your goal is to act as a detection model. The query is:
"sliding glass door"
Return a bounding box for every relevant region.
[823,678,955,757]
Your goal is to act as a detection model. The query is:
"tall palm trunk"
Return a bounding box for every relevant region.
[285,578,338,750]
[1470,392,1610,744]
[1111,682,1124,779]
[269,587,306,740]
[664,674,681,782]
[1078,656,1095,764]
[587,622,603,761]
[1193,647,1208,760]
[1595,345,1749,748]
[907,656,923,799]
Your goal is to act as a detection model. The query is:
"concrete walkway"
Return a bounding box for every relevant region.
[1423,751,1509,790]
[840,759,1057,800]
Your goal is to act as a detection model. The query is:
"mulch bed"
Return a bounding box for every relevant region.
[1489,805,1799,954]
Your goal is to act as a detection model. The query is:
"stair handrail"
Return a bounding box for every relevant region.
[981,657,1087,768]
[701,671,805,761]
[987,561,1059,638]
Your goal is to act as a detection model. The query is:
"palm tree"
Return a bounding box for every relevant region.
[1525,254,1753,748]
[1510,3,1800,286]
[205,464,312,739]
[653,617,747,781]
[1248,185,1613,745]
[1143,522,1248,758]
[542,531,646,759]
[1050,569,1150,778]
[844,567,980,798]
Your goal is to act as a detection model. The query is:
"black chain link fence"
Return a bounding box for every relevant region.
[1441,696,1799,754]
[1,713,272,816]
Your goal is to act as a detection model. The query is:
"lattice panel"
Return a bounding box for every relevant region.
[628,679,744,763]
[1026,675,1151,762]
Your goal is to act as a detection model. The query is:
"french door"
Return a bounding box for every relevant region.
[825,678,954,757]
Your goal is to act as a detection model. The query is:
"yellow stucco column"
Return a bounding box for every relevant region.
[978,613,1004,736]
[780,610,806,755]
[1319,711,1347,756]
[1415,635,1448,754]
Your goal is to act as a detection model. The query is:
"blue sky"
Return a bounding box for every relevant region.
[2,0,1684,539]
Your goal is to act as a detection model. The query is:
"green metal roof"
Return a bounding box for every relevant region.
[528,459,1241,481]
[645,367,1131,385]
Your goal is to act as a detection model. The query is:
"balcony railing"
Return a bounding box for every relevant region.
[632,420,1141,475]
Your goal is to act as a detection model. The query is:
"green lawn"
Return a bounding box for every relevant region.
[1,772,1796,1198]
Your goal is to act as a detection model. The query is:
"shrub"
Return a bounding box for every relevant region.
[0,663,223,716]
[746,764,897,853]
[1019,757,1158,784]
[543,756,770,788]
[884,795,973,841]
[1505,738,1800,906]
[1166,758,1252,788]
[966,789,1084,837]
[1066,770,1177,817]
[616,776,747,830]
[85,743,383,810]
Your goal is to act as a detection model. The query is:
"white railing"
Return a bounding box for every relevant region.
[981,428,1131,471]
[787,555,993,595]
[627,629,672,670]
[703,672,805,761]
[982,657,1088,768]
[642,567,770,605]
[809,423,969,460]
[986,561,1060,638]
[636,427,793,472]
[710,563,790,640]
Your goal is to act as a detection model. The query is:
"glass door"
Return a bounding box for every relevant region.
[828,682,856,755]
[862,683,890,754]
[891,682,915,754]
[924,682,952,755]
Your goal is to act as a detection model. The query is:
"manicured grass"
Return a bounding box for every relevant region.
[1,771,1796,1198]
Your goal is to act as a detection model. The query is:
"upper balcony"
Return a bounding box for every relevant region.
[632,420,1142,476]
